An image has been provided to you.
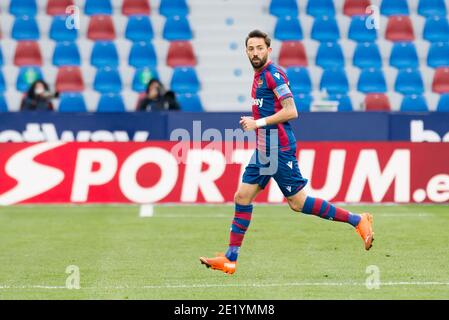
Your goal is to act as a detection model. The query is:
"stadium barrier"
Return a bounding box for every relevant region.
[1,112,449,142]
[0,142,447,205]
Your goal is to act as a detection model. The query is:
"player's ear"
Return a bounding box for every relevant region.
[268,47,273,54]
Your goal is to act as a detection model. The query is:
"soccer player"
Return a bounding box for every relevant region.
[200,30,374,275]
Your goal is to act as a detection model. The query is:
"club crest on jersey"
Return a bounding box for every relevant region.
[257,79,264,87]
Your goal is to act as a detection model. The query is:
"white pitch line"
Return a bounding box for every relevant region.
[151,213,434,219]
[1,282,448,290]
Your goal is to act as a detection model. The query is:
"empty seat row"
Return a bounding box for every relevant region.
[0,66,201,94]
[8,0,190,17]
[278,41,449,69]
[0,90,204,113]
[293,92,449,112]
[269,0,448,18]
[274,15,449,43]
[286,67,449,95]
[10,15,193,42]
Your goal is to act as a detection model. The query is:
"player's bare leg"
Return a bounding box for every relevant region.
[200,183,262,274]
[286,189,374,250]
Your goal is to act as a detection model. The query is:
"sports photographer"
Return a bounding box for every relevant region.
[20,80,59,111]
[137,79,180,111]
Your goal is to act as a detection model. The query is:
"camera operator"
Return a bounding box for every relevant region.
[20,80,58,111]
[137,79,180,111]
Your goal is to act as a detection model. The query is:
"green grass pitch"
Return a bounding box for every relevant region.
[0,204,448,299]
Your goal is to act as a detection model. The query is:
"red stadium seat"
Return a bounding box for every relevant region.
[343,0,371,16]
[364,94,391,111]
[87,15,116,41]
[167,41,196,67]
[55,66,84,92]
[122,0,151,15]
[432,67,449,94]
[14,41,42,66]
[385,16,415,41]
[278,41,307,67]
[47,0,74,15]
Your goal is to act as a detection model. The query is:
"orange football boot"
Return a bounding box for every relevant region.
[199,253,236,274]
[355,213,374,250]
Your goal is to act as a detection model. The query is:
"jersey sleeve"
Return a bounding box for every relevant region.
[265,68,293,102]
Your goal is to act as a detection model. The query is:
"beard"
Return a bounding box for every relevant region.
[250,55,267,69]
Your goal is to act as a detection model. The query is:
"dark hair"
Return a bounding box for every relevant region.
[245,30,271,48]
[26,80,50,99]
[145,78,165,95]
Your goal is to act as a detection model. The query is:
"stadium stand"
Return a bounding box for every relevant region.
[0,0,448,111]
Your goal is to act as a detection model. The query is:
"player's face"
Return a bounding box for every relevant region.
[246,38,272,70]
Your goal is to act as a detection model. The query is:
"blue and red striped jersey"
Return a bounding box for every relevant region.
[251,61,296,152]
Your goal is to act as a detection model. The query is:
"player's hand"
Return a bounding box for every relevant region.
[240,116,257,132]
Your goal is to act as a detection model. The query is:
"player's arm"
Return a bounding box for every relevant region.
[240,97,298,131]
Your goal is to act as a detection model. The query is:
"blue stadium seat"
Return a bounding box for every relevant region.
[320,68,349,94]
[9,0,37,16]
[311,16,340,42]
[390,42,419,69]
[128,42,157,68]
[53,42,81,67]
[97,93,126,112]
[163,16,193,41]
[50,16,78,41]
[353,42,382,69]
[380,0,409,16]
[329,94,353,111]
[91,41,119,68]
[293,93,312,112]
[58,93,87,112]
[0,71,5,93]
[170,67,200,94]
[132,67,160,92]
[437,94,449,111]
[418,0,447,17]
[125,15,154,42]
[306,0,335,17]
[94,68,122,93]
[400,95,428,111]
[428,42,449,68]
[0,95,7,112]
[159,0,189,17]
[12,16,39,40]
[286,67,312,94]
[177,93,203,112]
[423,16,449,42]
[269,0,299,17]
[316,42,344,69]
[84,0,112,16]
[16,67,43,92]
[357,68,387,93]
[274,16,303,41]
[395,69,424,95]
[348,15,377,42]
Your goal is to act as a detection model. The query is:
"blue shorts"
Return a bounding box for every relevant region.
[242,146,308,197]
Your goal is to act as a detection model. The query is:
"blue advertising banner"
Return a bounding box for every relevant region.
[389,113,449,142]
[0,112,167,142]
[0,112,447,142]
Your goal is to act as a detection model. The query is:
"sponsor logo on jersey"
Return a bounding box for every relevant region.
[252,98,264,108]
[274,72,281,80]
